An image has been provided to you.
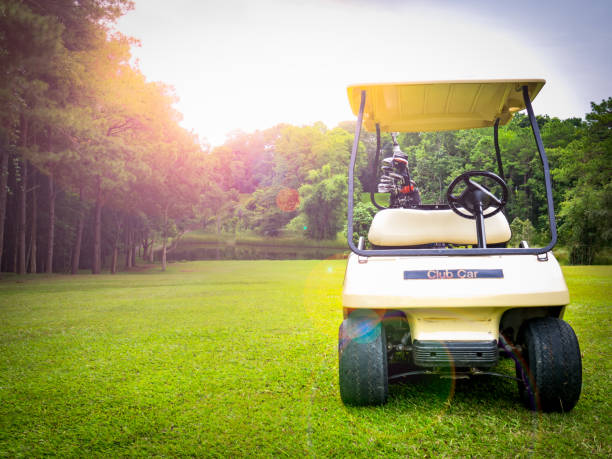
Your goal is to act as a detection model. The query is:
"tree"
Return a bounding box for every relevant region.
[80,38,156,273]
[508,217,537,248]
[274,123,327,188]
[135,122,206,271]
[299,165,347,240]
[0,1,64,273]
[349,202,377,246]
[0,0,134,273]
[559,185,611,264]
[555,98,612,263]
[238,186,295,237]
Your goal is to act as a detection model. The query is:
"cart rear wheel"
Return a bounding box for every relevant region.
[338,310,388,405]
[516,317,582,412]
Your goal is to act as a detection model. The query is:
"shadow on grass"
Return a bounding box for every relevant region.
[387,360,519,410]
[334,360,526,450]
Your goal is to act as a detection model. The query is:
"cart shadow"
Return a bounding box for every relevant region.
[387,360,519,409]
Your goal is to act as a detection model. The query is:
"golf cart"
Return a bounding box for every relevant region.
[339,80,582,412]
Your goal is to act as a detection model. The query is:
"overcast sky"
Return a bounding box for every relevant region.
[115,0,612,146]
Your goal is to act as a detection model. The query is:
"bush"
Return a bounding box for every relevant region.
[559,184,612,265]
[346,202,377,246]
[509,217,537,248]
[286,213,308,235]
[299,169,347,240]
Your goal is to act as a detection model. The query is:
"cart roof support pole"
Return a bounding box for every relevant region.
[370,123,385,209]
[522,85,558,248]
[493,118,506,182]
[347,90,366,251]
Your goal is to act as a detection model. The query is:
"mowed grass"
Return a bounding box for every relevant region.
[179,230,346,248]
[0,262,610,457]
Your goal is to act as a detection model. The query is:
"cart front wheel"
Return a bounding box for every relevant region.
[516,317,582,412]
[338,310,388,405]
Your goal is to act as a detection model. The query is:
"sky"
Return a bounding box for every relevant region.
[115,0,612,147]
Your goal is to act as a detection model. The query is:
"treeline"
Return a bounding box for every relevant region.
[1,2,610,275]
[201,104,611,264]
[1,0,208,274]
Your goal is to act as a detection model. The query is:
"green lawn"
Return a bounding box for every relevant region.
[0,262,610,457]
[179,230,346,249]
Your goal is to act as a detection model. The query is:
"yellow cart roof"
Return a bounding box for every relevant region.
[347,79,545,132]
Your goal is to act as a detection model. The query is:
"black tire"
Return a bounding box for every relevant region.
[516,317,582,412]
[338,309,388,405]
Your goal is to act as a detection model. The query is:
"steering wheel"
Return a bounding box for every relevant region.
[446,171,508,219]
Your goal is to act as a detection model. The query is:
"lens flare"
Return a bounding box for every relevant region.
[276,188,300,212]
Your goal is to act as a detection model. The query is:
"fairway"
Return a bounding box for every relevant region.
[0,262,610,457]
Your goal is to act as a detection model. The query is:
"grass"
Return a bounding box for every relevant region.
[360,191,390,207]
[0,262,610,457]
[179,229,346,249]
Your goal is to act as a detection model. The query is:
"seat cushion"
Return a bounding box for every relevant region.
[368,208,511,246]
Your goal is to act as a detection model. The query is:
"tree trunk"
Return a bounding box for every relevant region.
[92,176,102,274]
[12,226,18,273]
[148,237,155,263]
[17,115,28,275]
[71,188,85,275]
[17,159,27,275]
[161,206,168,271]
[111,214,123,274]
[111,245,118,274]
[131,242,137,267]
[125,217,132,268]
[141,230,150,261]
[45,173,56,274]
[0,147,9,270]
[29,171,37,273]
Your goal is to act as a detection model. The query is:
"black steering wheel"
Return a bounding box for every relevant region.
[446,171,508,219]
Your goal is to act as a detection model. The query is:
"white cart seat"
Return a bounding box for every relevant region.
[368,208,511,246]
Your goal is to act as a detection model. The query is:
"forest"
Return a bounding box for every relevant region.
[1,0,610,275]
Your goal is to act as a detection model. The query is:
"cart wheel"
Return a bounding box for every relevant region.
[516,317,582,412]
[338,310,388,406]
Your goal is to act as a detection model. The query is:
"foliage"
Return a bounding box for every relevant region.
[554,98,612,264]
[508,217,538,248]
[348,201,377,245]
[239,186,296,237]
[299,165,347,240]
[559,184,612,264]
[285,212,308,235]
[0,1,206,273]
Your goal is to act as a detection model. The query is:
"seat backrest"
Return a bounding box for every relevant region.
[368,208,511,246]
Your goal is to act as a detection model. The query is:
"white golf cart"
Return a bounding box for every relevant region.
[339,80,581,412]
